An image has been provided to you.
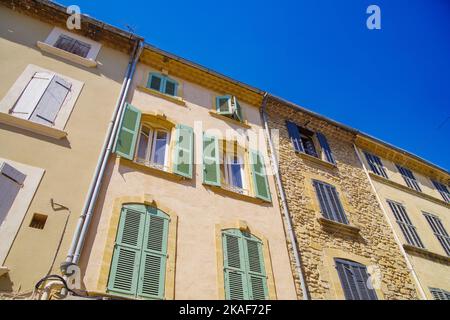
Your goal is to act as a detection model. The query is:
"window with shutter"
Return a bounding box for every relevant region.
[364,152,388,179]
[222,229,268,300]
[423,212,450,256]
[147,73,178,97]
[396,165,422,192]
[215,95,244,122]
[54,34,91,58]
[313,180,349,224]
[250,150,271,202]
[387,200,424,248]
[429,287,450,300]
[172,124,194,179]
[431,180,450,203]
[203,133,221,186]
[114,103,142,160]
[335,258,377,300]
[285,120,304,153]
[316,132,336,164]
[0,162,26,226]
[107,204,169,299]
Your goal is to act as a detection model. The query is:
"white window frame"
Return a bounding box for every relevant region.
[224,153,248,194]
[135,124,170,171]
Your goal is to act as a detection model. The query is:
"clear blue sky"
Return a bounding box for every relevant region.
[57,0,450,170]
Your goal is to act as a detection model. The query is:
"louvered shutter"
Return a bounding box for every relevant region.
[114,103,142,160]
[108,205,146,296]
[250,150,271,202]
[431,180,450,203]
[203,133,221,186]
[30,75,71,125]
[424,213,450,256]
[396,165,422,192]
[11,72,53,120]
[0,162,26,226]
[172,124,194,179]
[285,120,304,152]
[216,95,233,115]
[335,259,377,300]
[316,132,336,164]
[234,98,243,122]
[430,288,450,300]
[387,200,424,248]
[364,152,388,178]
[223,230,248,300]
[137,207,169,299]
[313,180,348,224]
[243,235,268,300]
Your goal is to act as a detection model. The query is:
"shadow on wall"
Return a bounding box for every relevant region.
[0,273,14,293]
[0,123,71,149]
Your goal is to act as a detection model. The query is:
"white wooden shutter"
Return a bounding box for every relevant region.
[30,76,71,125]
[10,72,54,119]
[0,162,26,227]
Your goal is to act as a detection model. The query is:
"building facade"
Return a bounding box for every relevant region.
[355,136,450,300]
[0,0,140,294]
[263,95,420,300]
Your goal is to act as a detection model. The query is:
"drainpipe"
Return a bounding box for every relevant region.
[65,38,144,266]
[352,144,428,300]
[260,93,310,300]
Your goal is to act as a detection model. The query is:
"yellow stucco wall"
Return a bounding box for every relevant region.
[0,6,130,292]
[79,63,298,299]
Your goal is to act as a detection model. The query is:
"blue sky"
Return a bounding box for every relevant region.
[57,0,450,170]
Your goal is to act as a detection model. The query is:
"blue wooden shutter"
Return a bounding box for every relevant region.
[223,229,248,300]
[387,200,424,248]
[423,212,450,256]
[364,152,388,178]
[137,207,169,299]
[430,288,450,300]
[335,259,377,300]
[313,180,348,224]
[114,103,142,160]
[172,124,194,178]
[431,180,450,203]
[316,132,336,164]
[250,150,271,202]
[30,75,71,125]
[243,234,268,300]
[203,133,221,186]
[396,165,422,192]
[285,120,304,152]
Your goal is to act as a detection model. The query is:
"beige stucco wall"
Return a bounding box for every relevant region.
[79,63,297,299]
[0,6,129,292]
[358,149,450,299]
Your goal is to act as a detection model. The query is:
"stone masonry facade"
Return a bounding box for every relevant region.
[265,97,418,299]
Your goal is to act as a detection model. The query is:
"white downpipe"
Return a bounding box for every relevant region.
[352,144,427,300]
[260,93,309,300]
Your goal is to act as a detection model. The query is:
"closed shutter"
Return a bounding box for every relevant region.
[10,72,53,120]
[216,95,233,115]
[107,205,146,296]
[424,213,450,256]
[202,133,221,186]
[431,180,450,203]
[335,259,377,300]
[30,75,71,125]
[430,288,450,300]
[0,162,26,227]
[250,150,271,202]
[396,165,422,192]
[387,200,424,248]
[223,230,248,300]
[114,103,142,160]
[137,207,169,299]
[316,132,336,164]
[244,235,268,300]
[364,152,388,178]
[313,180,348,224]
[285,121,304,152]
[172,124,194,179]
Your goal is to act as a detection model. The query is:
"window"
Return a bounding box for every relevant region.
[147,73,178,96]
[396,165,421,192]
[423,212,450,256]
[222,152,248,195]
[432,180,450,203]
[136,124,170,171]
[0,162,26,226]
[222,229,268,300]
[335,258,378,300]
[429,288,450,300]
[313,180,349,224]
[54,34,91,58]
[215,95,243,122]
[364,152,388,179]
[285,121,336,164]
[107,204,169,299]
[387,200,424,248]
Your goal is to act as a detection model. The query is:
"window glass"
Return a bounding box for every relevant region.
[137,126,151,161]
[152,131,168,166]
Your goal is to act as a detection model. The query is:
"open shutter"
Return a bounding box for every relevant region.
[285,121,304,152]
[10,72,53,120]
[0,162,26,226]
[172,124,194,179]
[137,207,169,299]
[108,205,146,297]
[30,75,71,125]
[223,230,248,300]
[250,150,271,202]
[233,97,243,122]
[316,132,336,164]
[203,133,221,186]
[244,236,268,300]
[114,103,141,160]
[216,95,233,115]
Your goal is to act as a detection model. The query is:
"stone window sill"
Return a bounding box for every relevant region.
[136,86,186,106]
[0,112,67,139]
[0,266,9,277]
[204,183,267,204]
[37,41,97,68]
[297,152,337,170]
[403,244,450,263]
[209,110,251,128]
[317,217,360,236]
[119,157,184,182]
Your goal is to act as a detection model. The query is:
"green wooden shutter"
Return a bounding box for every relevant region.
[250,150,271,202]
[216,95,233,115]
[107,205,146,296]
[137,207,169,299]
[233,97,243,122]
[223,229,248,300]
[203,133,221,186]
[243,235,268,300]
[172,124,194,179]
[114,103,141,160]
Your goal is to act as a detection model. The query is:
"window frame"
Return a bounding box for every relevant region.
[224,153,247,191]
[135,123,171,171]
[147,73,179,97]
